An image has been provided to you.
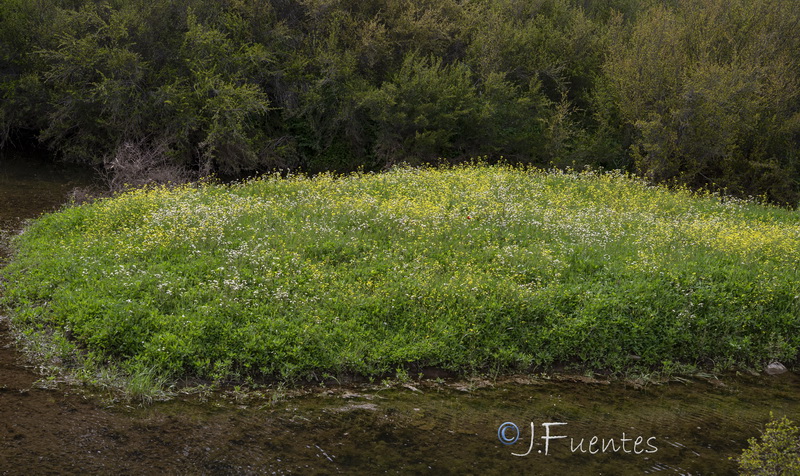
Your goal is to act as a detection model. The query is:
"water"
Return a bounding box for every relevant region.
[1,151,798,474]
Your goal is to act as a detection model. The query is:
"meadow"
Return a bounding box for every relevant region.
[2,165,799,390]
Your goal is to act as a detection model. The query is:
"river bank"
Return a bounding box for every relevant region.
[3,311,799,474]
[2,152,799,474]
[4,306,799,475]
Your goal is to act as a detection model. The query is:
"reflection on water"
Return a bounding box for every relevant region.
[0,150,96,241]
[1,150,798,474]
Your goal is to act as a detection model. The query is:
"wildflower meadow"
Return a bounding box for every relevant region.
[2,165,798,389]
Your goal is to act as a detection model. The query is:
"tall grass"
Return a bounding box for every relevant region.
[2,165,799,385]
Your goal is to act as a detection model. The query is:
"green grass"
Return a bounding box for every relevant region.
[2,164,799,388]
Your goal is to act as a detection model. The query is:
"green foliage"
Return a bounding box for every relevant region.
[159,10,272,174]
[0,0,57,146]
[3,166,799,386]
[0,0,798,204]
[35,3,147,161]
[360,53,481,164]
[738,414,800,475]
[476,73,551,162]
[601,0,800,205]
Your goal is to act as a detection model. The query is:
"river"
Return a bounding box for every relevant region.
[1,151,798,474]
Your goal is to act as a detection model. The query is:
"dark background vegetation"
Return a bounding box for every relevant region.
[1,0,798,205]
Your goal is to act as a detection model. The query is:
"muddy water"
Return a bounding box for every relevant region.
[2,151,799,475]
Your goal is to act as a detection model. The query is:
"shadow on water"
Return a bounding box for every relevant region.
[0,150,97,248]
[1,150,798,474]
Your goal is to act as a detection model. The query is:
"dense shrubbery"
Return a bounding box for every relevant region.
[3,166,799,385]
[1,0,798,204]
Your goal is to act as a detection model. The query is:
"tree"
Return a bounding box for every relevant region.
[601,0,800,204]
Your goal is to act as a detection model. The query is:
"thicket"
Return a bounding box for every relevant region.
[1,0,798,204]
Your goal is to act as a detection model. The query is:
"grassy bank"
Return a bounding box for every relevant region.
[2,165,799,389]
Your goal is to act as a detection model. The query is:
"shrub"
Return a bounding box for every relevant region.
[738,414,800,476]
